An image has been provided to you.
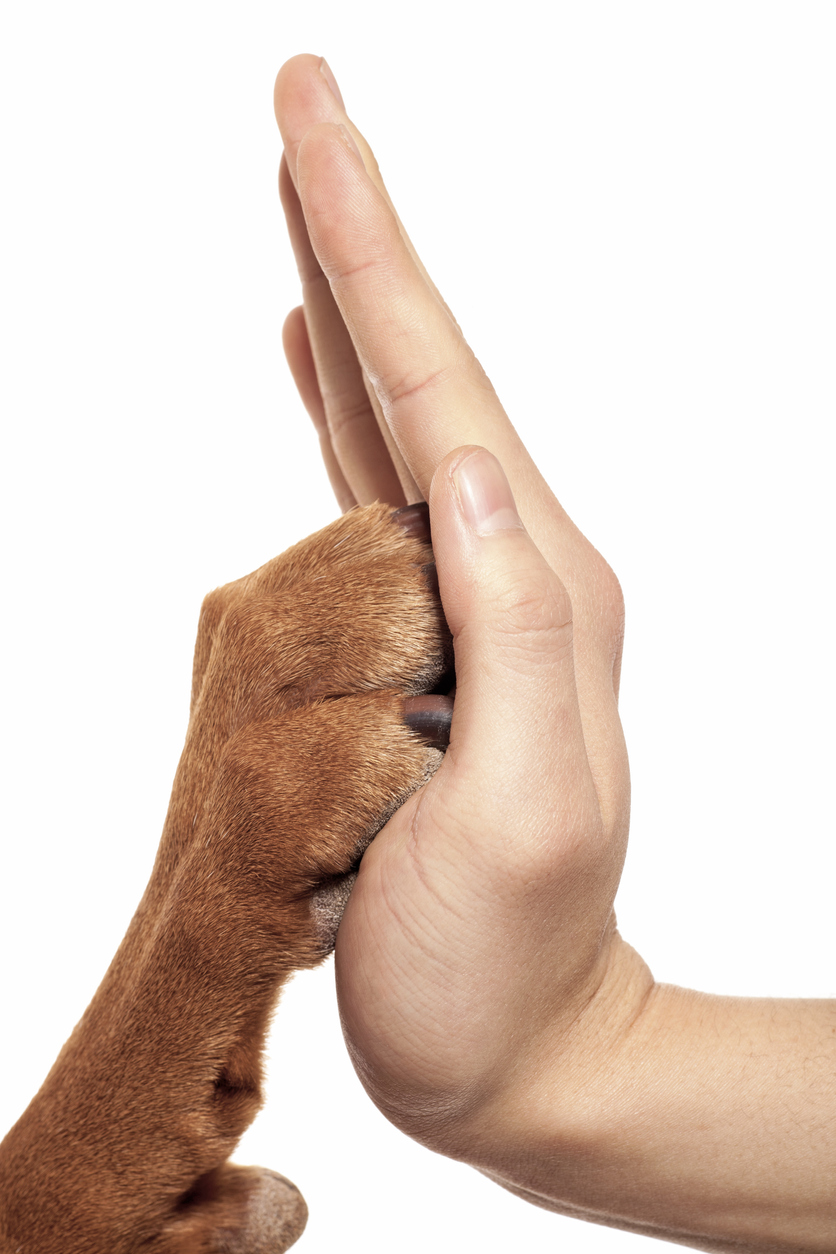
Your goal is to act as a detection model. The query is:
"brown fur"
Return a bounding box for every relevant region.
[0,503,450,1253]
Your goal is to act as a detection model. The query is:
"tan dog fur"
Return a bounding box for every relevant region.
[0,503,450,1253]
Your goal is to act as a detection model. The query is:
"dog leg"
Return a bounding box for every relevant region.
[0,504,451,1253]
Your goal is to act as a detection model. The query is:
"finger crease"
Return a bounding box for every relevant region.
[384,363,454,408]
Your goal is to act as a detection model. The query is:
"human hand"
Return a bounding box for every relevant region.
[273,53,639,1161]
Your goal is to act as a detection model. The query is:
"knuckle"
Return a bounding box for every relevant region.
[324,391,375,440]
[386,362,453,407]
[195,572,281,700]
[491,570,574,658]
[484,785,608,897]
[320,211,399,289]
[387,342,476,409]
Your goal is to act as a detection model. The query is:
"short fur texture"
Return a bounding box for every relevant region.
[0,503,450,1253]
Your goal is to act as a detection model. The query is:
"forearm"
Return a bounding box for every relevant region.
[463,939,836,1251]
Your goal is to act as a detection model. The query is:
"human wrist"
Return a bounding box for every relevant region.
[442,930,653,1165]
[458,957,836,1251]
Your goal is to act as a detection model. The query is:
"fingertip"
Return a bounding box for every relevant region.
[273,53,322,114]
[281,306,318,419]
[281,304,307,354]
[275,54,348,184]
[281,304,357,512]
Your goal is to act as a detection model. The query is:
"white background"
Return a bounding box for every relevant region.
[1,2,834,1250]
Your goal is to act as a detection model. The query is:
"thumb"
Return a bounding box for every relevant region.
[428,447,600,855]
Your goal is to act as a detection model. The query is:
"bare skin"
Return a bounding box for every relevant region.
[273,54,836,1252]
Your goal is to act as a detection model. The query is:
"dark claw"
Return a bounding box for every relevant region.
[391,501,431,543]
[403,695,454,752]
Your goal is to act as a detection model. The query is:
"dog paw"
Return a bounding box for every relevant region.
[190,502,451,721]
[163,501,453,957]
